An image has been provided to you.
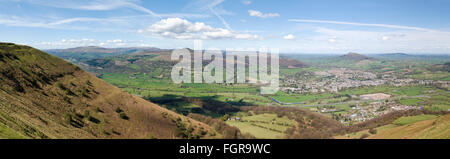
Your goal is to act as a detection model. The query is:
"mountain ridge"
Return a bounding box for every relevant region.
[0,43,219,139]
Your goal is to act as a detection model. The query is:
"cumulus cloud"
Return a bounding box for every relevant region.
[140,18,261,40]
[283,34,295,40]
[248,10,279,18]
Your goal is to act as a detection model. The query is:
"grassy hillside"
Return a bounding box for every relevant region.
[336,113,449,139]
[0,43,219,139]
[368,114,449,139]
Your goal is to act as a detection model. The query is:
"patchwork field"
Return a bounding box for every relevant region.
[226,113,296,139]
[337,114,450,139]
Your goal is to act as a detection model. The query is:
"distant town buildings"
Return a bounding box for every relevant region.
[281,68,450,94]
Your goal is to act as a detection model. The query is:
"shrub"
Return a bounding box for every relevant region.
[148,134,156,139]
[64,113,72,124]
[83,110,90,118]
[57,83,67,90]
[221,114,230,121]
[115,107,123,113]
[102,130,110,136]
[119,112,129,120]
[369,128,377,135]
[95,107,103,113]
[360,133,370,139]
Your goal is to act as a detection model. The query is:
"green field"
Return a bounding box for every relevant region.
[226,113,296,139]
[399,98,425,106]
[393,114,438,126]
[270,91,334,103]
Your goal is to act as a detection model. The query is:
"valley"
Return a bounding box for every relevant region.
[42,46,450,139]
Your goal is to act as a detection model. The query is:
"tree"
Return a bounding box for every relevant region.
[221,114,230,121]
[369,128,377,135]
[360,133,370,139]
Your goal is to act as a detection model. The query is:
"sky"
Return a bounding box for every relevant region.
[0,0,450,54]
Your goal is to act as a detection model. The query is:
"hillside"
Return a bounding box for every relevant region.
[0,43,219,139]
[280,58,309,68]
[337,114,449,139]
[335,110,449,139]
[339,52,373,61]
[367,114,449,139]
[46,46,161,54]
[45,46,163,62]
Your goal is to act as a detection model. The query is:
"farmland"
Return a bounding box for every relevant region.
[226,113,296,139]
[47,48,450,139]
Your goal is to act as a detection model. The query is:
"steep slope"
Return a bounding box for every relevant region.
[367,114,449,139]
[0,43,218,139]
[335,111,449,139]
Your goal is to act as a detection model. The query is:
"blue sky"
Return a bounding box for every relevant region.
[0,0,450,53]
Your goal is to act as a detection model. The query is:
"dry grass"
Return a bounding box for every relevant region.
[336,114,450,139]
[0,43,218,139]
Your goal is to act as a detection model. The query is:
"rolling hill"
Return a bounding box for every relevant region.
[279,58,309,68]
[336,114,450,139]
[370,114,449,139]
[339,52,374,61]
[45,46,163,62]
[0,43,219,139]
[46,46,161,54]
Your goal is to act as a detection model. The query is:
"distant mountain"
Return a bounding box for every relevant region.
[339,52,374,61]
[368,53,414,59]
[383,53,410,56]
[0,43,218,139]
[45,46,163,62]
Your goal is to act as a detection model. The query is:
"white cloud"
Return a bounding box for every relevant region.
[107,39,123,43]
[382,36,389,41]
[0,13,209,32]
[289,19,437,32]
[283,34,295,40]
[140,18,261,40]
[328,38,336,43]
[242,1,251,5]
[186,0,233,30]
[248,10,279,18]
[208,0,232,30]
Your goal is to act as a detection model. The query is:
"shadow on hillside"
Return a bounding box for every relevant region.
[146,94,250,117]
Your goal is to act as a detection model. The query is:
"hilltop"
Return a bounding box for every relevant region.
[280,59,309,68]
[0,43,219,139]
[339,52,374,61]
